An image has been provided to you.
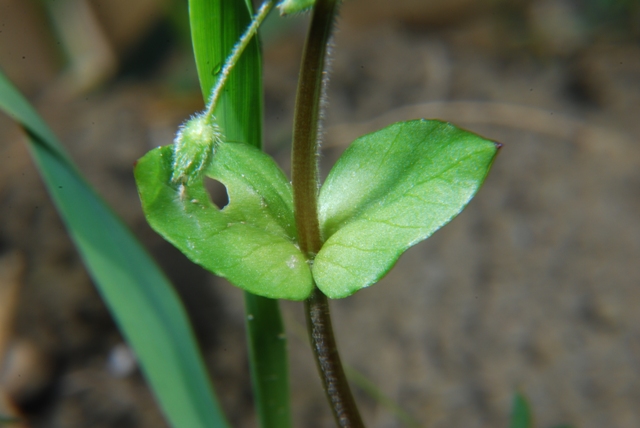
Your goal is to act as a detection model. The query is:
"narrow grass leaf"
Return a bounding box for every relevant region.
[188,0,292,426]
[188,0,262,147]
[245,293,291,425]
[0,71,228,428]
[509,392,533,428]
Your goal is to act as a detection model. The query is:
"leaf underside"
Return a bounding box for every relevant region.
[314,119,499,298]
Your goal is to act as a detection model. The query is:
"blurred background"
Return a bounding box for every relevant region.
[0,0,639,426]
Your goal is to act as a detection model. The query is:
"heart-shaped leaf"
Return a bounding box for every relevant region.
[314,119,499,298]
[135,143,313,301]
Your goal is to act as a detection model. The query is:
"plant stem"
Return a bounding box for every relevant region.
[291,0,364,426]
[291,0,337,256]
[203,0,273,124]
[306,288,365,427]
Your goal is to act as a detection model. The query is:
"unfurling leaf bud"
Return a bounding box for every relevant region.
[171,114,223,184]
[277,0,314,15]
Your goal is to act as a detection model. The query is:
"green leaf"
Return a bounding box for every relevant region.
[0,72,228,427]
[314,119,499,298]
[188,0,292,426]
[510,392,533,428]
[135,143,313,300]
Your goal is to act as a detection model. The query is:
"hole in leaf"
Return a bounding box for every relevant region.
[204,178,229,209]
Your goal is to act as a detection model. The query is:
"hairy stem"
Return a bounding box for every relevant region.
[306,288,365,427]
[204,0,273,124]
[291,0,337,256]
[292,0,364,425]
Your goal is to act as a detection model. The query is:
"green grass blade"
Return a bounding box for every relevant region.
[188,0,291,426]
[188,0,262,148]
[245,294,291,426]
[510,392,533,428]
[0,71,228,428]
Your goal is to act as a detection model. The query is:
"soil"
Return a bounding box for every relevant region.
[1,0,639,427]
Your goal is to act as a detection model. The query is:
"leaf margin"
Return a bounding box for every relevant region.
[314,119,500,298]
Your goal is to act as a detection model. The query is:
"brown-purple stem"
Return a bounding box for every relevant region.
[291,0,365,426]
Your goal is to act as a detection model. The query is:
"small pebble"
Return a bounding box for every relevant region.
[106,343,137,378]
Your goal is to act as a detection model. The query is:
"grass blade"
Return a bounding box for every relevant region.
[510,392,533,428]
[188,0,292,426]
[0,71,228,428]
[188,0,262,147]
[245,293,291,425]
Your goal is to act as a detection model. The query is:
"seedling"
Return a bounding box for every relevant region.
[134,0,499,425]
[0,0,500,426]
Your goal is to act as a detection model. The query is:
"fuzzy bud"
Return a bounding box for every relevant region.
[278,0,314,15]
[171,114,223,184]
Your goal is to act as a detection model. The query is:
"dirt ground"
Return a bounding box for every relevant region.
[1,0,639,427]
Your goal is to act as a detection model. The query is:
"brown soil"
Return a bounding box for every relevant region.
[1,0,639,427]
